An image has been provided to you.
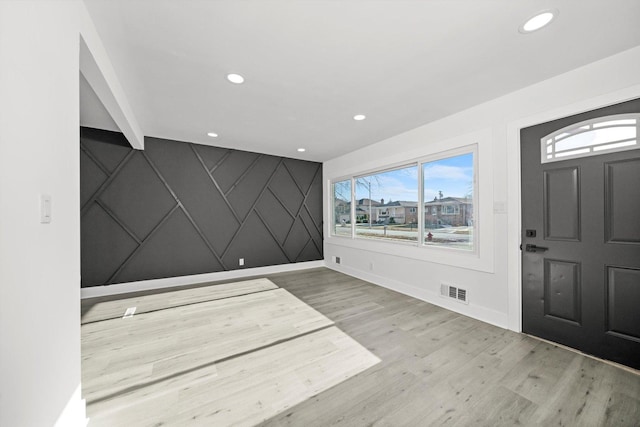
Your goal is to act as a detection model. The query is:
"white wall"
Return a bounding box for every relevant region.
[0,1,92,425]
[324,45,640,331]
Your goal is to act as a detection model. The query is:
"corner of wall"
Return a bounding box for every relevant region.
[78,1,144,149]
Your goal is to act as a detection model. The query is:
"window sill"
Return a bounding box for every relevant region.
[326,234,493,273]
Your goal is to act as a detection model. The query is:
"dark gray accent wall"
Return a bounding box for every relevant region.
[80,127,323,287]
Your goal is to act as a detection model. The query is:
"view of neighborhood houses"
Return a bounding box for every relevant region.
[333,152,474,250]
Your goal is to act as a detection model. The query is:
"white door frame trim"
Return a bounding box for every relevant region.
[506,84,640,332]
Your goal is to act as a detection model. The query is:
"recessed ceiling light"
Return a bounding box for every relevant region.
[207,132,218,138]
[297,148,306,152]
[519,9,557,34]
[227,73,245,84]
[353,114,366,121]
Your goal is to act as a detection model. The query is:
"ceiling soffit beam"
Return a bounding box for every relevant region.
[78,5,143,150]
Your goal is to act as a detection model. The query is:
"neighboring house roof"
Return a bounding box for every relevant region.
[340,198,382,209]
[375,200,417,208]
[424,197,471,206]
[356,198,382,206]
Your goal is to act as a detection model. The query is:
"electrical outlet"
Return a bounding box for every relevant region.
[239,258,245,266]
[369,262,374,271]
[335,256,341,264]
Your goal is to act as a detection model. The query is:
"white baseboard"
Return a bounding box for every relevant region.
[81,261,326,299]
[55,385,88,427]
[327,263,509,329]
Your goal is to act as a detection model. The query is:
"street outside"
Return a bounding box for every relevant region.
[334,224,473,249]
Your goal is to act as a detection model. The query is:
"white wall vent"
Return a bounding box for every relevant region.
[457,288,467,302]
[449,286,457,299]
[440,283,469,304]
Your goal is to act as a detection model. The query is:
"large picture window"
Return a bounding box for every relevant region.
[354,165,418,242]
[330,147,477,252]
[423,152,474,250]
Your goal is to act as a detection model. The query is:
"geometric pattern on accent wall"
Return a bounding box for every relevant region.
[80,127,323,287]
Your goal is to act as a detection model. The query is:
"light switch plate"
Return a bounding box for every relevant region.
[40,194,52,223]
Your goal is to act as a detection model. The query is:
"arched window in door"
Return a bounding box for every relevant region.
[541,114,639,163]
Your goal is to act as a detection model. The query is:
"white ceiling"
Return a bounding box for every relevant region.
[81,0,640,162]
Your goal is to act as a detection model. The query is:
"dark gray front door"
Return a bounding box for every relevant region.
[521,98,640,370]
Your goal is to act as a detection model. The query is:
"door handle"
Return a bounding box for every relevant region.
[525,244,548,253]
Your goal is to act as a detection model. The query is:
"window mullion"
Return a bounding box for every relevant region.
[418,161,424,247]
[350,177,356,239]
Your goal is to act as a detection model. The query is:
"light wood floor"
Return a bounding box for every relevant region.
[81,268,640,426]
[81,278,279,324]
[82,277,379,426]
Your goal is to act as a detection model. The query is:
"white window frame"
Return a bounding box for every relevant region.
[326,128,493,273]
[420,145,478,253]
[329,145,478,253]
[330,179,354,238]
[353,163,420,244]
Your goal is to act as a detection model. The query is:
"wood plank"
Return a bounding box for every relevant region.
[86,327,379,427]
[531,356,640,426]
[81,277,278,323]
[500,340,580,405]
[82,288,333,405]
